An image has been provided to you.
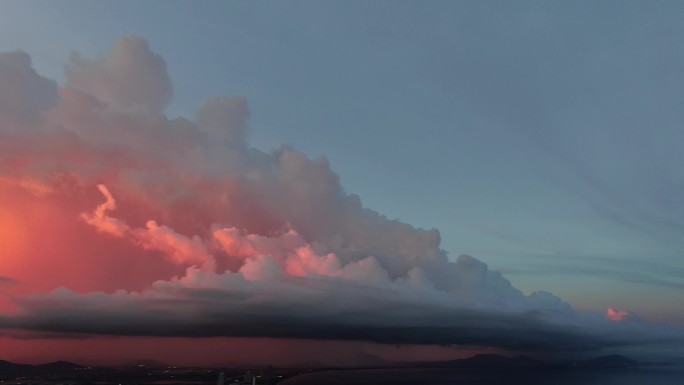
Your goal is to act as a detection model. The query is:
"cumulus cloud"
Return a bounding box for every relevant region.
[0,36,682,355]
[137,220,214,268]
[0,50,58,125]
[65,36,172,113]
[79,185,215,270]
[196,96,250,149]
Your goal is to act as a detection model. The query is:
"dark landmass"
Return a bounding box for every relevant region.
[0,360,32,376]
[0,360,84,380]
[35,360,85,371]
[0,360,297,385]
[0,354,675,385]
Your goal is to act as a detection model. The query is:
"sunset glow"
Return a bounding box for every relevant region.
[0,206,26,260]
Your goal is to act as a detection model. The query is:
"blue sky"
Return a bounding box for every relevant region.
[2,0,683,323]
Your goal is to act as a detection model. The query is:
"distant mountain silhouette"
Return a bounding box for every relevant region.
[570,354,639,368]
[0,359,31,369]
[415,354,548,369]
[0,360,82,378]
[0,353,648,375]
[414,353,643,369]
[35,360,84,372]
[0,360,34,378]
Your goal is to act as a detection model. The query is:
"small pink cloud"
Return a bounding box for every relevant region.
[80,184,130,237]
[606,307,631,322]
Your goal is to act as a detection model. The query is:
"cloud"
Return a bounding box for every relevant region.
[0,175,54,196]
[0,36,682,356]
[0,50,58,125]
[66,36,172,113]
[80,184,130,237]
[606,307,632,322]
[137,220,214,268]
[196,96,250,150]
[0,276,19,285]
[2,265,680,352]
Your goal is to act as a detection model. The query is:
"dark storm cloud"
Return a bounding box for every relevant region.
[1,275,681,353]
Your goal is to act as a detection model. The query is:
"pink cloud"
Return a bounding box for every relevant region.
[80,184,130,237]
[136,220,214,270]
[606,307,631,322]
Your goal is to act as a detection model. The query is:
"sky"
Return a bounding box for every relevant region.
[0,0,683,365]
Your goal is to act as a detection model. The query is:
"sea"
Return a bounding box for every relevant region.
[279,366,684,385]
